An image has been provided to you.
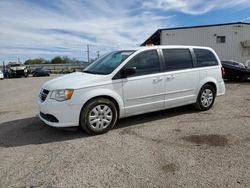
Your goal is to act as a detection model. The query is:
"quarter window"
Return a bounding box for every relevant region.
[194,49,218,67]
[163,49,193,71]
[125,50,161,76]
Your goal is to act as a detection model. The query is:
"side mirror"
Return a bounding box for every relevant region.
[122,67,136,78]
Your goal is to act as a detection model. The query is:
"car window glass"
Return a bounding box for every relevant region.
[163,49,193,71]
[84,51,134,75]
[194,49,218,67]
[125,50,161,77]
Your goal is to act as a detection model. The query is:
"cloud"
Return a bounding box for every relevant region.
[143,0,250,15]
[0,0,173,62]
[242,17,250,22]
[0,0,249,62]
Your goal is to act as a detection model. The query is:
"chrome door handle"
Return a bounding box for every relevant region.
[153,77,163,81]
[166,75,175,80]
[157,77,163,81]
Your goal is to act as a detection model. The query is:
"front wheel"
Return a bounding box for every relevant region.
[80,98,118,135]
[194,84,215,111]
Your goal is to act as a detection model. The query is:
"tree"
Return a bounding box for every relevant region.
[51,56,63,64]
[24,58,46,65]
[61,56,71,64]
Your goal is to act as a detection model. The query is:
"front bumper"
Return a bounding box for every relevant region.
[38,97,82,128]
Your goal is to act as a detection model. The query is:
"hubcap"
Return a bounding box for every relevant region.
[88,105,113,130]
[201,89,213,108]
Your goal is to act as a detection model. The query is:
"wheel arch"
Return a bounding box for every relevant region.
[78,91,123,126]
[204,82,217,95]
[84,95,120,116]
[197,77,218,96]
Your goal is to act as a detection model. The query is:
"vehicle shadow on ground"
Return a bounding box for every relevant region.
[224,79,250,84]
[0,117,85,148]
[0,105,197,148]
[116,105,197,130]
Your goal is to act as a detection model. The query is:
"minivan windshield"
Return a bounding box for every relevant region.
[83,50,135,75]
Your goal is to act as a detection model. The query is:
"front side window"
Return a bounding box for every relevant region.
[163,49,193,71]
[194,49,218,67]
[84,51,134,75]
[125,50,161,77]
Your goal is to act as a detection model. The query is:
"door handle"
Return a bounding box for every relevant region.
[153,77,163,82]
[166,75,175,80]
[157,77,163,81]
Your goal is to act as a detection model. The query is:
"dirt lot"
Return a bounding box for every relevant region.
[0,76,250,188]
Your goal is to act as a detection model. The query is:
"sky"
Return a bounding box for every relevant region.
[0,0,250,63]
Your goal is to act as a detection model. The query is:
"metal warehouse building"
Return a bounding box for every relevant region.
[142,22,250,63]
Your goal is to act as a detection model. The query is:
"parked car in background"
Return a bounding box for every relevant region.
[32,68,50,77]
[0,70,4,80]
[221,60,250,81]
[38,46,225,135]
[6,62,28,78]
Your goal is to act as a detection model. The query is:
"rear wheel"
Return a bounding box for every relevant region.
[237,75,248,82]
[80,98,118,135]
[194,84,215,111]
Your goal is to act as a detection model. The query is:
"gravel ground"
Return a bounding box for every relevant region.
[0,75,250,188]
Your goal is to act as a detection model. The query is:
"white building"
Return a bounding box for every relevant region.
[142,22,250,63]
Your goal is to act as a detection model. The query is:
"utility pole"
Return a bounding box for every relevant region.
[96,50,100,59]
[2,61,5,72]
[87,44,90,63]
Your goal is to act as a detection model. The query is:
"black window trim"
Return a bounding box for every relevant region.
[112,49,164,80]
[160,48,195,72]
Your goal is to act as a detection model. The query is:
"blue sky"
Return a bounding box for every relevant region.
[0,0,250,63]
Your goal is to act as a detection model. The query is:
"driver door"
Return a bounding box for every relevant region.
[121,50,165,116]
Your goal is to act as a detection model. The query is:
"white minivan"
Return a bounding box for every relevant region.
[38,46,225,135]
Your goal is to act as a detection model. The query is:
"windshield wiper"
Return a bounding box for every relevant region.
[83,70,106,75]
[83,70,95,74]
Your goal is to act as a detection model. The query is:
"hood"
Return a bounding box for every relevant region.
[42,72,106,90]
[10,66,27,71]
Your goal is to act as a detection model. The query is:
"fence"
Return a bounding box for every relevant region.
[0,63,91,74]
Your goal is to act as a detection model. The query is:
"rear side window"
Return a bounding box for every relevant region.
[194,49,218,67]
[125,50,161,76]
[163,49,193,71]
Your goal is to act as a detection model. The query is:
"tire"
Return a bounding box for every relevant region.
[194,84,216,111]
[237,75,248,82]
[80,98,118,135]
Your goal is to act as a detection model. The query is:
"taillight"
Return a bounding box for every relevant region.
[221,67,225,79]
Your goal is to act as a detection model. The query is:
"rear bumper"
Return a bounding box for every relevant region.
[217,81,225,96]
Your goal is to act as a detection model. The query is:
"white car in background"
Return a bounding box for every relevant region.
[0,70,4,80]
[38,45,225,135]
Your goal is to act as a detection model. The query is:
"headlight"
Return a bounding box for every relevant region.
[50,89,74,101]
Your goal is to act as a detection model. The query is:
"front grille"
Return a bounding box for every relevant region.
[40,89,50,102]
